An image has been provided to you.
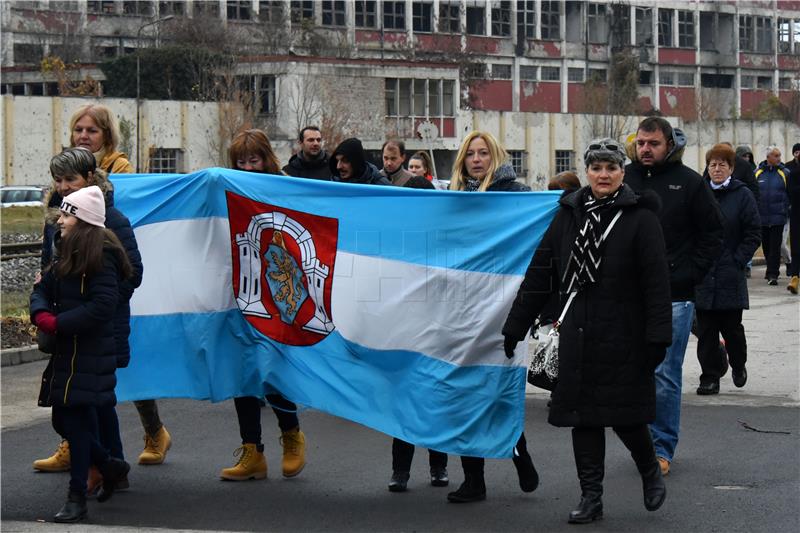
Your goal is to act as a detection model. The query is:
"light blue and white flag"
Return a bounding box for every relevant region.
[112,168,559,458]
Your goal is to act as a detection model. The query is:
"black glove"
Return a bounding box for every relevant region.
[503,336,519,359]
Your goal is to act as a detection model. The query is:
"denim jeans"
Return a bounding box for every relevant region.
[650,301,695,463]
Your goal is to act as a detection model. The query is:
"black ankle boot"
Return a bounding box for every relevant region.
[97,457,130,503]
[640,461,667,511]
[446,474,486,503]
[512,433,539,493]
[54,490,87,523]
[568,495,603,524]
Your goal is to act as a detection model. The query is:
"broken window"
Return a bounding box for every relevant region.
[13,43,44,64]
[659,70,674,86]
[658,9,673,47]
[517,0,535,39]
[778,18,792,53]
[740,75,756,89]
[677,72,694,86]
[568,67,584,82]
[678,10,694,47]
[639,70,652,85]
[757,76,772,90]
[587,3,608,44]
[635,7,652,46]
[610,3,631,48]
[491,1,512,37]
[87,1,116,14]
[258,1,283,22]
[700,12,715,50]
[439,3,460,33]
[588,68,606,82]
[290,1,314,24]
[355,1,377,28]
[491,64,512,79]
[779,77,793,90]
[160,1,185,16]
[385,78,455,117]
[701,73,734,89]
[555,150,575,173]
[123,1,153,15]
[466,3,485,35]
[541,1,560,40]
[321,1,346,26]
[564,1,582,43]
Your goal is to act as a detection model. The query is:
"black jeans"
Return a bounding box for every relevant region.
[696,308,747,380]
[572,424,656,482]
[96,404,124,459]
[391,438,447,472]
[134,399,163,437]
[234,394,299,446]
[762,225,785,280]
[52,405,109,493]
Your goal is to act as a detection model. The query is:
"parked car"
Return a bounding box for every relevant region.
[1,186,45,208]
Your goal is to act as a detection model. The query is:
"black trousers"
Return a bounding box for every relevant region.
[460,432,528,476]
[789,209,799,277]
[391,438,447,472]
[134,399,163,436]
[52,405,109,493]
[762,225,785,280]
[696,308,747,380]
[97,404,124,460]
[234,394,299,446]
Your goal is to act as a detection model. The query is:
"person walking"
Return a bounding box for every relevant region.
[755,146,790,286]
[504,138,671,524]
[221,129,307,481]
[783,143,800,294]
[624,117,723,476]
[31,184,133,522]
[695,144,761,395]
[446,131,539,504]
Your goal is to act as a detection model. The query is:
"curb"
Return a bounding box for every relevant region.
[1,345,48,367]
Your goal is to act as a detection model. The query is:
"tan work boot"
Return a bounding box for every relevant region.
[280,428,306,478]
[33,440,71,472]
[220,443,267,481]
[787,276,799,295]
[657,457,670,476]
[138,426,171,465]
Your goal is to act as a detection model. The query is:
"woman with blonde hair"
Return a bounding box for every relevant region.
[448,131,529,192]
[69,103,133,174]
[446,131,538,504]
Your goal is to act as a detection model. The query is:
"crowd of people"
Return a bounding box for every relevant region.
[29,103,798,525]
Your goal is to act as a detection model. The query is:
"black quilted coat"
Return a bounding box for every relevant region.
[503,184,672,427]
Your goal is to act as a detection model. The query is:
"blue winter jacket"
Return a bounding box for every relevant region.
[755,161,790,226]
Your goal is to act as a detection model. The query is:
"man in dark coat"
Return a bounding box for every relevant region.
[785,143,800,294]
[282,126,331,180]
[329,138,391,186]
[755,146,790,285]
[624,117,724,476]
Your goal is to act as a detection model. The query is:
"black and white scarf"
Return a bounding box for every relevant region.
[562,188,622,294]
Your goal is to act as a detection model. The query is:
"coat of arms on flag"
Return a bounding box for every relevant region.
[227,191,338,346]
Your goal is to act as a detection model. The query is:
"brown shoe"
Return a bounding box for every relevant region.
[138,426,171,465]
[280,428,306,478]
[33,440,71,472]
[657,457,670,476]
[787,276,799,295]
[220,443,267,481]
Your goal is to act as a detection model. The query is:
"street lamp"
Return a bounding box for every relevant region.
[136,15,174,171]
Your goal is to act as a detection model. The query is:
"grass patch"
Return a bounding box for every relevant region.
[1,206,46,236]
[1,291,30,319]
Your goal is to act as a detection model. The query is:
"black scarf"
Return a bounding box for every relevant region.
[562,188,621,293]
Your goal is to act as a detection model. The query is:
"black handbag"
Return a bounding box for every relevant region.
[527,292,575,392]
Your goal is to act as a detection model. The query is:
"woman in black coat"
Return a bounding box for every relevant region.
[695,144,761,395]
[503,139,672,524]
[31,185,133,522]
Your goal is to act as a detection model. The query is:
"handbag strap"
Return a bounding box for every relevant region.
[554,208,622,330]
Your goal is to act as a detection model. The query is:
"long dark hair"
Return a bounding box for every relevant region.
[55,220,132,280]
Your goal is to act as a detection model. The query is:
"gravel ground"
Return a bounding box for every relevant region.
[2,232,42,348]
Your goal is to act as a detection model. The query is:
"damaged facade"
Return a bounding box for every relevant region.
[2,0,799,186]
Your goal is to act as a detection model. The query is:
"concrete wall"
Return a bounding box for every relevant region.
[2,94,799,189]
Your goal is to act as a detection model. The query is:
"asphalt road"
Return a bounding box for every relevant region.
[2,265,798,532]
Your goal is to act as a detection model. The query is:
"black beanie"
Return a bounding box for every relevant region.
[404,175,435,190]
[330,138,366,178]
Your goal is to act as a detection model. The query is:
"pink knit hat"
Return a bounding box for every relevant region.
[60,185,106,227]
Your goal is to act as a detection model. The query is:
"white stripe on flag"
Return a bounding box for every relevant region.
[130,217,525,367]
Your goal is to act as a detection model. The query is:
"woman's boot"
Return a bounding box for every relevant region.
[447,457,486,503]
[53,490,87,523]
[614,425,666,512]
[568,428,604,524]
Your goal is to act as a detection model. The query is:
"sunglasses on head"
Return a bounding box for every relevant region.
[587,142,621,152]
